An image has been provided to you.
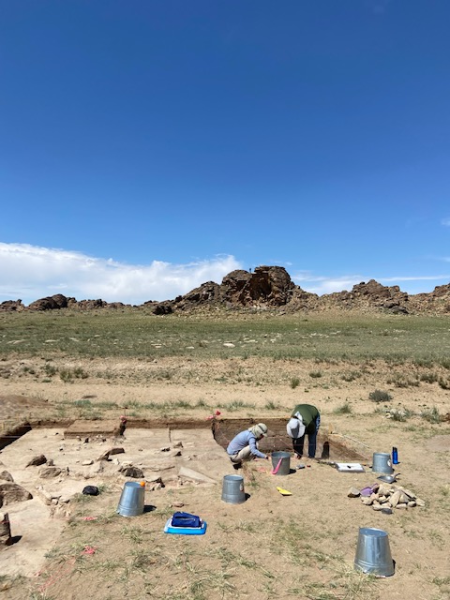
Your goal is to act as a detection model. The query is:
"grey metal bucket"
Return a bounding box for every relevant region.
[117,481,145,517]
[372,452,394,474]
[221,475,246,504]
[354,527,395,577]
[271,451,291,476]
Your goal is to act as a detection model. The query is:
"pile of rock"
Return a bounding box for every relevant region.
[348,482,425,514]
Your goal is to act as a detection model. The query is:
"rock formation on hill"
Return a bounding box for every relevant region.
[2,265,450,315]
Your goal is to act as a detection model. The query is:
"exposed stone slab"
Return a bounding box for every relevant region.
[64,420,119,438]
[178,466,217,484]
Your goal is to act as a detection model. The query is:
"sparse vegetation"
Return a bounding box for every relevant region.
[369,389,392,403]
[388,408,415,422]
[341,370,361,382]
[420,372,438,384]
[438,376,450,390]
[386,373,420,388]
[333,401,352,415]
[0,310,449,600]
[421,406,441,424]
[0,311,449,363]
[309,370,323,379]
[290,376,300,389]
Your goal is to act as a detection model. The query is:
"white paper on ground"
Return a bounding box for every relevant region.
[335,463,365,472]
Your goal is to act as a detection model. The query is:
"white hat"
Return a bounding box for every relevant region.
[286,417,305,439]
[256,423,268,438]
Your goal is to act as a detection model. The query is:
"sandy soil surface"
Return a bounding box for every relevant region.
[0,357,449,600]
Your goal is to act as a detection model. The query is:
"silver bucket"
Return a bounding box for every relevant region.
[354,527,395,577]
[271,451,291,476]
[221,475,246,504]
[117,481,145,517]
[372,452,394,474]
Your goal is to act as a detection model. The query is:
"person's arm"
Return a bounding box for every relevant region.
[293,437,303,457]
[249,435,267,459]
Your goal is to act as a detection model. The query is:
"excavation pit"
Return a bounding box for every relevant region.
[0,418,369,578]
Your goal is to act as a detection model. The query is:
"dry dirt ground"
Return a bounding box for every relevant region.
[0,357,449,600]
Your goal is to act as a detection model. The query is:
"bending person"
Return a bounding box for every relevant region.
[286,404,320,459]
[227,423,269,469]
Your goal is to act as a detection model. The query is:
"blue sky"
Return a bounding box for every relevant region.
[1,0,450,305]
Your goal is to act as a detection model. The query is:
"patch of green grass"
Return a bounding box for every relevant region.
[341,371,362,382]
[388,408,415,422]
[74,366,89,379]
[333,402,352,415]
[309,370,323,379]
[59,368,74,383]
[2,312,450,365]
[121,525,144,544]
[438,376,450,390]
[218,400,256,412]
[369,389,392,403]
[420,406,441,424]
[290,376,300,389]
[265,400,279,410]
[386,373,420,388]
[419,372,438,383]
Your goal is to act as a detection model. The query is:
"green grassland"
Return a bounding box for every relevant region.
[1,310,450,365]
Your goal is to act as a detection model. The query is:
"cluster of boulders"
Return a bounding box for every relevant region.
[348,482,425,514]
[3,264,450,314]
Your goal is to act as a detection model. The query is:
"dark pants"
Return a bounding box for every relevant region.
[293,414,321,458]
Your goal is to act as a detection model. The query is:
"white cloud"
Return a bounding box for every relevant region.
[293,273,364,295]
[292,271,450,296]
[379,275,450,283]
[0,243,242,305]
[441,218,450,227]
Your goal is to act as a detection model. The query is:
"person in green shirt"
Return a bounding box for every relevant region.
[286,404,321,459]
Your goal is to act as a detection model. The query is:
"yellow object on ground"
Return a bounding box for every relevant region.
[276,486,292,496]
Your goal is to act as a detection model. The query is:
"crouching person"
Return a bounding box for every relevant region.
[227,423,269,469]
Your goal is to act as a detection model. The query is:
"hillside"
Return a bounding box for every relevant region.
[2,265,450,315]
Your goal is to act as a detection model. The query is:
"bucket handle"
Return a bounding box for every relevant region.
[271,458,283,475]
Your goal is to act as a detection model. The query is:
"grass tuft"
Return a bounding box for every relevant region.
[369,389,392,403]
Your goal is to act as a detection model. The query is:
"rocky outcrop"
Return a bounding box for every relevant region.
[28,294,75,311]
[3,266,450,315]
[221,266,297,307]
[150,266,310,314]
[25,294,127,311]
[0,300,24,312]
[74,299,107,310]
[408,284,450,314]
[320,280,409,314]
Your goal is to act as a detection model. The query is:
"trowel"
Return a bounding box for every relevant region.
[276,486,292,496]
[377,473,399,484]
